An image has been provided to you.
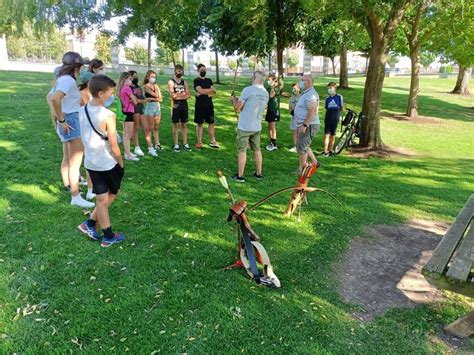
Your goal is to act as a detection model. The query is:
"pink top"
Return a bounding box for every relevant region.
[120,85,135,113]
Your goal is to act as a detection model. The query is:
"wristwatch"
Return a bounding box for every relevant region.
[302,123,308,128]
[58,118,66,123]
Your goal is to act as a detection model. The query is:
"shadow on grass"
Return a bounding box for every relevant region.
[0,70,472,352]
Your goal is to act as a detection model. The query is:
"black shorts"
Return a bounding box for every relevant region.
[324,112,340,135]
[194,104,215,124]
[172,104,188,123]
[265,110,280,122]
[123,112,134,122]
[135,104,144,115]
[87,164,124,195]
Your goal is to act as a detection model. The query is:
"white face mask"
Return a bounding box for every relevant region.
[328,88,336,95]
[149,77,156,84]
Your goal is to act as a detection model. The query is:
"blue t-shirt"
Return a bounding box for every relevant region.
[325,94,343,120]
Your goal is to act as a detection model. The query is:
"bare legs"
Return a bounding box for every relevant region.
[132,113,142,148]
[173,123,187,145]
[237,150,262,177]
[123,121,135,157]
[196,123,217,145]
[299,148,318,171]
[67,138,84,197]
[90,192,117,229]
[268,121,277,141]
[61,143,70,188]
[323,133,336,153]
[152,116,161,146]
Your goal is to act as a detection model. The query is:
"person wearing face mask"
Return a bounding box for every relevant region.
[288,82,301,153]
[264,73,283,152]
[230,70,269,182]
[87,59,105,75]
[292,74,320,172]
[168,64,191,152]
[323,82,344,156]
[49,51,95,208]
[194,64,219,150]
[129,70,154,157]
[143,70,163,152]
[118,72,140,161]
[77,75,125,247]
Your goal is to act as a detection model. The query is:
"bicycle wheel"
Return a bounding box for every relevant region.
[333,127,350,155]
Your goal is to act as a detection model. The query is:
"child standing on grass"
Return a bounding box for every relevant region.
[288,82,301,153]
[323,82,344,156]
[118,72,140,161]
[78,75,126,247]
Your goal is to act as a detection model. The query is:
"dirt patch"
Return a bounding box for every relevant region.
[382,112,443,124]
[336,219,450,321]
[348,146,417,159]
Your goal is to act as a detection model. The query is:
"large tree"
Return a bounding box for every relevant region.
[430,0,474,95]
[339,0,412,149]
[205,0,306,81]
[394,0,438,118]
[302,15,369,88]
[94,32,112,63]
[107,0,203,69]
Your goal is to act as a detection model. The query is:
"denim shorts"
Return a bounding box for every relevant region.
[56,112,81,142]
[144,102,161,117]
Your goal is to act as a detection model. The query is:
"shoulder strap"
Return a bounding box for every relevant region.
[84,104,108,141]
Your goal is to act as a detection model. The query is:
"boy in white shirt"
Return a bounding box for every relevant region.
[77,75,126,247]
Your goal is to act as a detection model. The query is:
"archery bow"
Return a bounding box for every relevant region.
[230,56,241,120]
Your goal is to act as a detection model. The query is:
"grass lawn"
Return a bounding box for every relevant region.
[0,70,473,353]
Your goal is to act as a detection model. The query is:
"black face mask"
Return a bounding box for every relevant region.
[199,71,206,77]
[175,73,183,78]
[132,78,139,85]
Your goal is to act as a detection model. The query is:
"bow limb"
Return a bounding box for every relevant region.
[231,59,240,120]
[248,187,342,212]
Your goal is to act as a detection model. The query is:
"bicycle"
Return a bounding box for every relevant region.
[333,108,366,155]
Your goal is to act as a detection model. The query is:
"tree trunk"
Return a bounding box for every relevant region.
[361,41,386,148]
[171,53,176,68]
[181,49,185,66]
[268,53,272,72]
[406,45,420,117]
[451,64,472,95]
[276,45,284,81]
[215,49,220,84]
[147,30,152,70]
[330,57,336,76]
[339,47,349,88]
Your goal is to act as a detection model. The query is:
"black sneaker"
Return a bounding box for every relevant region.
[231,175,245,183]
[173,144,180,152]
[253,172,263,180]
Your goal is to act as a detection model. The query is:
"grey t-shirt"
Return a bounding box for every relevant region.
[292,87,320,129]
[237,84,269,132]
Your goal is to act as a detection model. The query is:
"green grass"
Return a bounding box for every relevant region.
[0,70,473,353]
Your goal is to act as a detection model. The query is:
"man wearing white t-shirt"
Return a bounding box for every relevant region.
[230,71,269,183]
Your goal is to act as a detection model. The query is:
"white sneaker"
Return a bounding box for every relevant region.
[148,147,158,157]
[289,146,297,153]
[125,154,139,161]
[86,191,96,200]
[71,194,95,208]
[266,144,276,152]
[134,146,145,156]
